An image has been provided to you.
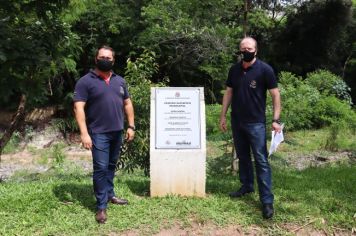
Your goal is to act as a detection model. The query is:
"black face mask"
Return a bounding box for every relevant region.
[96,59,113,72]
[242,51,256,62]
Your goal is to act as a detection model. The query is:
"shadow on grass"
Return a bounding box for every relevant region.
[206,153,237,194]
[124,178,150,197]
[53,183,96,212]
[207,153,264,214]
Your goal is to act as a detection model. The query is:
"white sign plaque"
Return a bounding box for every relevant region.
[155,88,201,149]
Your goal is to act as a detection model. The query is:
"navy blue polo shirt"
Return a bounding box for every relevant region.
[73,70,130,134]
[226,59,278,123]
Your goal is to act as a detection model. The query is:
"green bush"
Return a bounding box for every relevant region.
[314,96,356,127]
[278,71,304,88]
[120,50,164,175]
[276,72,321,130]
[272,70,356,131]
[305,70,352,105]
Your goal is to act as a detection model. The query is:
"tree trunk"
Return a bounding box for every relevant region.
[0,94,27,159]
[341,54,351,79]
[243,0,251,36]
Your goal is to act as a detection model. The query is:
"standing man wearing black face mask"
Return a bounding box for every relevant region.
[73,45,135,224]
[220,37,281,219]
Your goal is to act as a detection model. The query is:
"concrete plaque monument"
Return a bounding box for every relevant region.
[150,87,206,197]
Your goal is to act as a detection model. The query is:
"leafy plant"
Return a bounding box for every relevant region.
[313,96,356,127]
[275,72,320,130]
[119,50,164,174]
[39,143,67,169]
[273,70,356,131]
[51,143,66,168]
[2,132,21,154]
[325,119,356,151]
[305,70,353,105]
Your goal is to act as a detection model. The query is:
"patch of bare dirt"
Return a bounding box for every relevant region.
[114,221,355,236]
[276,151,354,170]
[0,144,92,181]
[117,222,248,236]
[281,222,353,236]
[0,150,49,181]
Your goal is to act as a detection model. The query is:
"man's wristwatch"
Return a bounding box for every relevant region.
[127,125,136,131]
[272,119,281,124]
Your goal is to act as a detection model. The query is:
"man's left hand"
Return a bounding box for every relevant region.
[272,122,282,133]
[126,128,135,141]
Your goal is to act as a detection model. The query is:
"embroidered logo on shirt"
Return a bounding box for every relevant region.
[120,86,125,96]
[250,80,257,88]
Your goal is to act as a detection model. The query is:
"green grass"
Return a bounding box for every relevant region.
[1,128,355,235]
[1,159,355,235]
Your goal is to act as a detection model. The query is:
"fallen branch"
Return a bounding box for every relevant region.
[0,94,26,157]
[331,226,348,231]
[291,219,318,232]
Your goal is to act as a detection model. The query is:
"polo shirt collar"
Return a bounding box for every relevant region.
[89,69,117,78]
[240,59,259,71]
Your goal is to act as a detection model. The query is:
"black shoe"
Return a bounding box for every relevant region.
[229,188,254,198]
[262,203,274,219]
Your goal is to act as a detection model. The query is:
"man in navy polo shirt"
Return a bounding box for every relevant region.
[74,45,135,224]
[219,37,281,219]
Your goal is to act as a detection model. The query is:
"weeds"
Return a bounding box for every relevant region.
[2,131,21,154]
[325,120,356,151]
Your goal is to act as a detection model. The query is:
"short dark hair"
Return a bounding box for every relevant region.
[95,45,115,58]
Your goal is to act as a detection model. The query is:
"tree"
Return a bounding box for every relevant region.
[70,0,149,75]
[270,0,353,76]
[136,0,242,103]
[119,50,161,174]
[343,3,356,103]
[0,0,80,155]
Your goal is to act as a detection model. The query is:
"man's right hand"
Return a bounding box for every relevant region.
[81,133,92,150]
[220,116,227,132]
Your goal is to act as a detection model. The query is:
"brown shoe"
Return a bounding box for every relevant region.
[95,209,107,224]
[109,196,128,205]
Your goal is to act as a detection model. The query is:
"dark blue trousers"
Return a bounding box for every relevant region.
[90,131,123,210]
[232,121,274,204]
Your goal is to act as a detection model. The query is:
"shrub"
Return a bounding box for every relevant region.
[314,96,356,127]
[273,72,321,130]
[272,70,356,131]
[305,70,352,105]
[278,71,303,88]
[119,50,164,175]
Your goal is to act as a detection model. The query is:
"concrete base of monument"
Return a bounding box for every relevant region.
[150,87,206,197]
[150,150,206,197]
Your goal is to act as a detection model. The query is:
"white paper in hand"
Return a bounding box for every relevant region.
[268,123,284,157]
